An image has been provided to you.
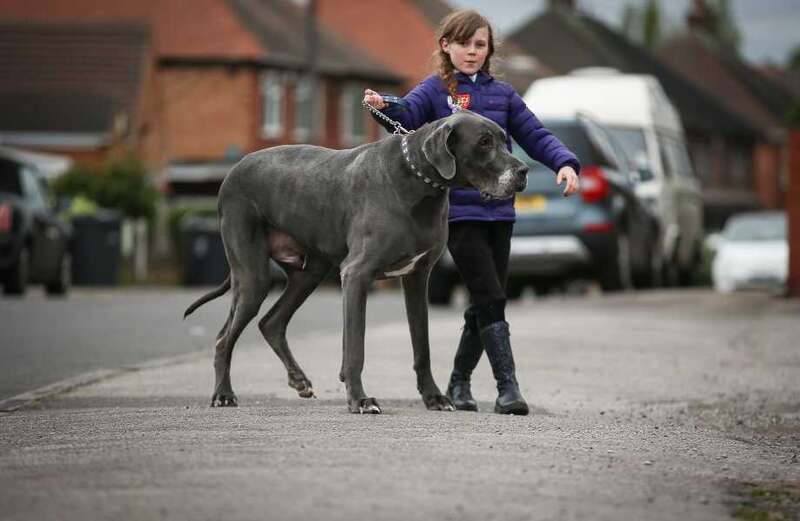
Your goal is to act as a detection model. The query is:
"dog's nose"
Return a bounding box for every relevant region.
[515,165,528,191]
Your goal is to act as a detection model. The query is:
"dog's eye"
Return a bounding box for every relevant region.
[479,136,493,149]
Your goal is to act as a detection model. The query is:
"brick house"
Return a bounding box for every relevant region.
[657,0,795,216]
[0,0,403,196]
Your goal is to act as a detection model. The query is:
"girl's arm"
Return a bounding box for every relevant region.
[507,91,581,176]
[363,80,435,132]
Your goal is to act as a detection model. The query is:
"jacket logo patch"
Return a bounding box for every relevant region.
[447,93,471,113]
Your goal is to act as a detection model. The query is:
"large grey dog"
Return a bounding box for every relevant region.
[184,110,529,414]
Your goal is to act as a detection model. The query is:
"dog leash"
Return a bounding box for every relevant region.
[362,99,413,135]
[362,100,447,192]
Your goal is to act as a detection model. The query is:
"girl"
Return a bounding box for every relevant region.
[363,9,580,415]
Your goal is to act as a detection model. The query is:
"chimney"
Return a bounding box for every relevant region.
[549,0,576,10]
[687,0,718,34]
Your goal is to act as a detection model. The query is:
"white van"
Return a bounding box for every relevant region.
[523,68,704,284]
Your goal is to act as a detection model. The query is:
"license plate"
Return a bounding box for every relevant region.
[515,194,547,212]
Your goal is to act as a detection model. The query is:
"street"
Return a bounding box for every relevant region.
[0,288,798,520]
[0,285,431,400]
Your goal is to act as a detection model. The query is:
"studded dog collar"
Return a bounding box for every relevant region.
[400,134,447,192]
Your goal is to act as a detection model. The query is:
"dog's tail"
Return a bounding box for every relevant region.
[184,274,231,319]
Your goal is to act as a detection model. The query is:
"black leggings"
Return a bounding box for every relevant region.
[447,221,513,328]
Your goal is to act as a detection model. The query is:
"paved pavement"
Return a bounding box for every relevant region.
[0,290,798,520]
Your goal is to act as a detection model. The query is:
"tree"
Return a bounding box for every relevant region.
[619,0,662,50]
[707,0,741,52]
[788,44,800,71]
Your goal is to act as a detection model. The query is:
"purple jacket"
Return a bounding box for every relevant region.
[380,71,580,222]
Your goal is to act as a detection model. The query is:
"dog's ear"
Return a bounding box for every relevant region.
[422,121,456,180]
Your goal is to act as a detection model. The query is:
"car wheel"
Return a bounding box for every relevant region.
[4,245,30,296]
[599,232,633,292]
[636,239,664,289]
[677,245,701,287]
[46,252,71,296]
[427,269,454,306]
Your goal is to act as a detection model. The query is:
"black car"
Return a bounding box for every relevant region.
[0,149,72,296]
[428,114,661,304]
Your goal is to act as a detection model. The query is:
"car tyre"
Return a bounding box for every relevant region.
[599,232,633,292]
[4,245,30,296]
[45,252,71,296]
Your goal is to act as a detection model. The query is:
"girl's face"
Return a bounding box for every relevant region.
[441,26,490,76]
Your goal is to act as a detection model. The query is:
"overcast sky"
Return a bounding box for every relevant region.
[448,0,800,65]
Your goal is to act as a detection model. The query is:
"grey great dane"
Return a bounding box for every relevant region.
[184,110,529,414]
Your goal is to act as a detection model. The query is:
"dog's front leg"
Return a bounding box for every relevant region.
[339,263,381,414]
[402,269,455,411]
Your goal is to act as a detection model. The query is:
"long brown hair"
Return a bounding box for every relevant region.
[434,10,495,100]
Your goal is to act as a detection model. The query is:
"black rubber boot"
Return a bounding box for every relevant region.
[480,321,529,415]
[446,308,482,411]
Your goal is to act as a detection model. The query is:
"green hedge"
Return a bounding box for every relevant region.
[52,152,159,220]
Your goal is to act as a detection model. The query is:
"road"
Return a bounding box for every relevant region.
[0,285,456,400]
[0,289,798,520]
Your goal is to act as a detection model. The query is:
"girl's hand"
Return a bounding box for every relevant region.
[363,89,387,110]
[556,166,580,197]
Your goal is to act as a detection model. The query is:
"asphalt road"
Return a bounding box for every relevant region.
[0,285,455,400]
[1,289,798,521]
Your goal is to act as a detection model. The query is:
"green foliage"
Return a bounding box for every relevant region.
[707,0,741,52]
[52,152,159,220]
[619,0,661,50]
[788,44,800,71]
[788,99,800,128]
[167,203,218,248]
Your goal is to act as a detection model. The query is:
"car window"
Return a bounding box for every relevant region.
[577,116,620,171]
[514,121,611,169]
[662,136,692,178]
[725,214,786,241]
[20,166,48,211]
[657,135,674,178]
[0,158,23,195]
[606,127,647,164]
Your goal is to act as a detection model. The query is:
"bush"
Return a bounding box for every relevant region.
[167,203,218,249]
[52,151,159,220]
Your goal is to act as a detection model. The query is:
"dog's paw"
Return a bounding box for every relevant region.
[288,375,315,398]
[348,397,382,414]
[424,394,455,411]
[211,392,239,407]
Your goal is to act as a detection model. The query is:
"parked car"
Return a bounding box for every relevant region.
[427,114,661,304]
[0,148,72,296]
[711,211,787,293]
[523,68,704,285]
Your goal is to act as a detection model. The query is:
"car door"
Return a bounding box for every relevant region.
[20,165,61,281]
[578,115,653,272]
[664,136,703,266]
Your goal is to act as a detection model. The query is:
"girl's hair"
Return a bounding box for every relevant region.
[434,10,495,100]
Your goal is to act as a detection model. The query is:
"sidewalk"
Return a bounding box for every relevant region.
[1,290,798,520]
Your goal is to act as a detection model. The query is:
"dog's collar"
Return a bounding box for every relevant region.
[401,134,447,192]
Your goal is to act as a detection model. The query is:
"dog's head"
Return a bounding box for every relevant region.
[422,110,528,199]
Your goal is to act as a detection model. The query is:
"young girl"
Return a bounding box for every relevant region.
[363,9,580,415]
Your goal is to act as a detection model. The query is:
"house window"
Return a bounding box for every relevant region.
[340,83,366,146]
[294,76,314,141]
[261,71,284,139]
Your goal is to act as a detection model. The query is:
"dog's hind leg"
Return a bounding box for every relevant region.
[259,256,332,398]
[211,207,270,407]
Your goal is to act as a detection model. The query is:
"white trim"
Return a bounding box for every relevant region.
[260,70,285,139]
[0,132,111,149]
